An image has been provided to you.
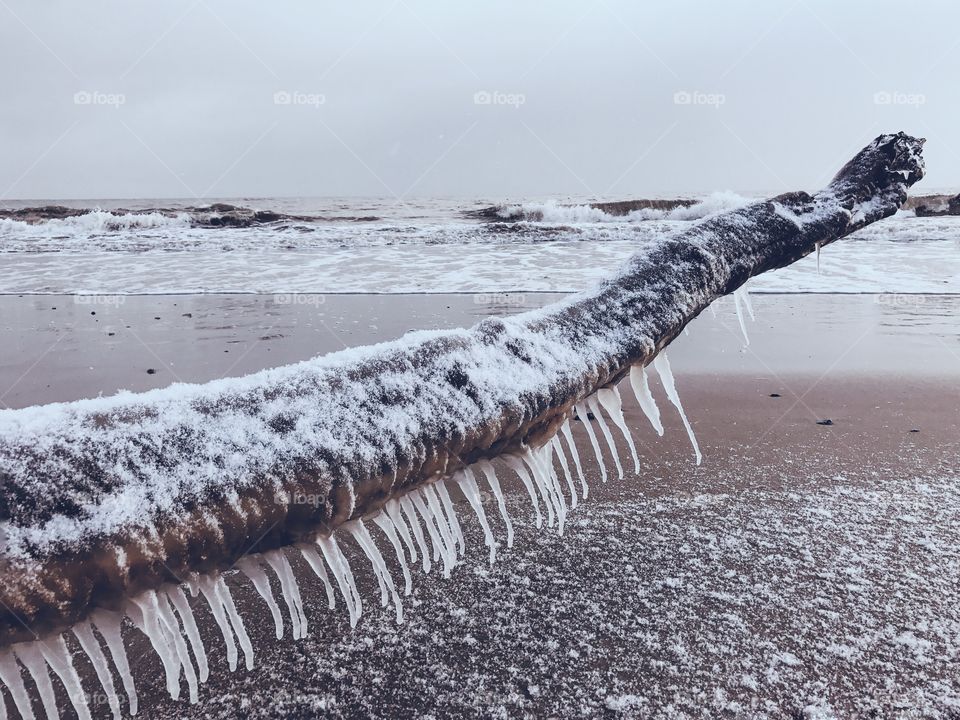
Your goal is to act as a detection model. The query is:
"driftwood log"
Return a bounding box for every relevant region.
[0,132,925,649]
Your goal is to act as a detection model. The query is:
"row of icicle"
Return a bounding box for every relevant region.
[0,293,758,719]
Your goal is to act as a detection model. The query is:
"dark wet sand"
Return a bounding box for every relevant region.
[1,293,959,718]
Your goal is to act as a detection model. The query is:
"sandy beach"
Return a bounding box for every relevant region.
[2,292,958,717]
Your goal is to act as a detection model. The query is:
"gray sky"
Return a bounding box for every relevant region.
[1,0,957,200]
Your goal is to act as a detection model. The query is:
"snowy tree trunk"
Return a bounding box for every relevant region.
[0,132,925,646]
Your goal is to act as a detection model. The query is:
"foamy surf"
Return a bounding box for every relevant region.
[0,193,957,295]
[485,191,754,223]
[0,210,190,236]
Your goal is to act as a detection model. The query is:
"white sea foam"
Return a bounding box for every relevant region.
[0,210,189,237]
[495,191,753,223]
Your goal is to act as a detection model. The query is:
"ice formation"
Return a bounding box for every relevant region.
[0,370,713,719]
[0,132,926,718]
[653,353,702,465]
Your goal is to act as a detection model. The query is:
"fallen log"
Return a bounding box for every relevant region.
[0,132,925,718]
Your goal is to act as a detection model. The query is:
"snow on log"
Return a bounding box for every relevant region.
[0,133,925,716]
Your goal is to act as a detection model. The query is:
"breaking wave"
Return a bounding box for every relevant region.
[0,203,382,236]
[481,192,755,224]
[0,210,190,236]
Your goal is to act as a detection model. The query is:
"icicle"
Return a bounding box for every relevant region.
[196,575,238,671]
[504,454,546,528]
[236,556,285,639]
[574,401,608,483]
[653,352,702,464]
[398,495,432,574]
[371,512,413,595]
[733,289,750,346]
[527,445,565,534]
[816,241,821,273]
[0,650,34,720]
[316,535,360,626]
[263,550,308,640]
[184,576,199,598]
[13,643,57,720]
[213,576,254,670]
[539,442,568,516]
[477,460,514,548]
[434,481,466,556]
[129,592,183,700]
[559,420,588,500]
[741,286,755,320]
[586,395,623,480]
[684,326,690,336]
[72,622,121,719]
[410,489,454,576]
[91,609,137,715]
[347,519,403,624]
[165,585,209,683]
[298,544,337,608]
[597,386,641,474]
[629,365,664,436]
[551,436,578,509]
[455,468,496,563]
[384,498,419,565]
[529,444,565,525]
[321,534,363,622]
[152,593,199,704]
[515,451,555,528]
[37,634,92,720]
[423,484,460,562]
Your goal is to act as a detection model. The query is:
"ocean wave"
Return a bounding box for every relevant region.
[0,204,382,235]
[0,210,190,236]
[478,191,755,224]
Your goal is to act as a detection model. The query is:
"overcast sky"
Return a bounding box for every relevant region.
[1,0,957,200]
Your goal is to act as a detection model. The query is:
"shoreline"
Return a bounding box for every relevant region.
[2,292,958,409]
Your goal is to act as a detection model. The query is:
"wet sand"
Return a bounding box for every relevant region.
[2,292,959,408]
[1,293,959,717]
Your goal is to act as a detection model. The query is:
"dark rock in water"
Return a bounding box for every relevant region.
[910,428,920,433]
[816,419,834,426]
[0,205,91,223]
[912,192,960,217]
[589,198,698,216]
[769,393,781,397]
[146,368,157,375]
[203,203,241,213]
